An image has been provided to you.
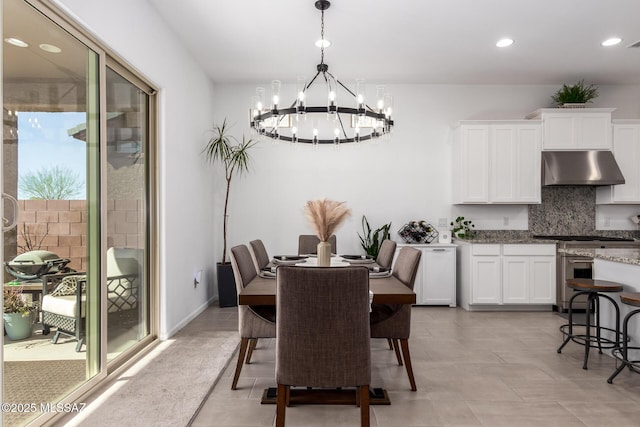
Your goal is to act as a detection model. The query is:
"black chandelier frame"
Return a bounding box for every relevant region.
[250,0,394,145]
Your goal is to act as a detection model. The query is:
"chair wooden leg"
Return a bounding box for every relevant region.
[387,338,393,350]
[276,384,288,427]
[360,385,370,427]
[399,338,417,391]
[231,338,249,390]
[246,338,258,364]
[392,338,403,366]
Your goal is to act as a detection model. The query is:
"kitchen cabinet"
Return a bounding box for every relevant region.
[502,244,556,304]
[596,121,640,204]
[526,108,615,150]
[457,242,556,310]
[453,121,541,204]
[395,243,457,307]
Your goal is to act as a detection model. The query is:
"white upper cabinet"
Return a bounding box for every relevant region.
[453,121,541,204]
[526,108,615,150]
[596,121,640,204]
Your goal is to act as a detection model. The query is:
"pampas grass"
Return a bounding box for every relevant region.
[304,199,351,242]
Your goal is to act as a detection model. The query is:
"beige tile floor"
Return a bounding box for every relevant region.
[192,306,640,427]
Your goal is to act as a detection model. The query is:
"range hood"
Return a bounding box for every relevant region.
[542,151,625,186]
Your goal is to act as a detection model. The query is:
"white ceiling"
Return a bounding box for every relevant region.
[147,0,640,86]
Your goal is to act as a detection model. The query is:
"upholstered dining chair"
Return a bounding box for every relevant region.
[297,234,337,255]
[249,239,271,272]
[376,239,397,269]
[369,246,421,391]
[229,244,276,390]
[275,266,371,427]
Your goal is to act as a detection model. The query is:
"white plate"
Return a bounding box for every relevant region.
[259,271,276,278]
[369,271,392,279]
[345,258,375,264]
[273,258,306,265]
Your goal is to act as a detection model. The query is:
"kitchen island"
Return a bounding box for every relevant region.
[561,247,640,358]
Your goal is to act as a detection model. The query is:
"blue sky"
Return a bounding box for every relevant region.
[17,112,87,199]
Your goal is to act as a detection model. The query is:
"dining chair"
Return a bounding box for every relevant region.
[249,239,270,272]
[297,234,337,255]
[376,239,397,269]
[370,246,421,391]
[229,244,276,390]
[275,266,371,427]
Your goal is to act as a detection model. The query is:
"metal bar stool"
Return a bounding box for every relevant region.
[608,292,640,383]
[557,278,623,370]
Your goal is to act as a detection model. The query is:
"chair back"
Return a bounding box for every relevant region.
[276,266,371,388]
[376,239,397,269]
[249,239,270,272]
[230,245,257,293]
[298,234,337,255]
[392,247,421,290]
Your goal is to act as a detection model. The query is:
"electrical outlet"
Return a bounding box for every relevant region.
[438,218,448,227]
[503,217,509,226]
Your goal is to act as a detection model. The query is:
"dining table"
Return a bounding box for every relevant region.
[238,255,416,405]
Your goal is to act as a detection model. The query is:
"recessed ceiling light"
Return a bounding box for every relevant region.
[39,43,62,53]
[315,38,331,48]
[496,38,514,48]
[601,37,622,47]
[4,37,29,48]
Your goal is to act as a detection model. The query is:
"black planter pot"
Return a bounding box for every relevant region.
[217,262,237,307]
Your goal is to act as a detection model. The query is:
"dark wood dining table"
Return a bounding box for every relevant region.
[238,268,416,406]
[239,275,416,306]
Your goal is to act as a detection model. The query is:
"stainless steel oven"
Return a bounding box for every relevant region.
[559,253,594,310]
[534,235,640,312]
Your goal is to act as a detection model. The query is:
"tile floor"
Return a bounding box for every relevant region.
[192,306,640,427]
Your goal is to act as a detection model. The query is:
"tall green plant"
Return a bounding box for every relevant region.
[204,119,256,264]
[358,215,391,257]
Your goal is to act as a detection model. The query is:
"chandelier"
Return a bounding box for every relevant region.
[250,0,394,145]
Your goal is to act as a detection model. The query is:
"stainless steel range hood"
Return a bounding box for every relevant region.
[542,151,625,186]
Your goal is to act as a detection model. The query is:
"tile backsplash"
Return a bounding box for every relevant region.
[529,187,596,235]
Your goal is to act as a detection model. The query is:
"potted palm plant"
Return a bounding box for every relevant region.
[204,119,257,307]
[3,286,36,340]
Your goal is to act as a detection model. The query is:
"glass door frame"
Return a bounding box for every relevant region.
[2,1,160,422]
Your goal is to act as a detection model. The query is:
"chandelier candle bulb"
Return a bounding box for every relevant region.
[271,80,281,111]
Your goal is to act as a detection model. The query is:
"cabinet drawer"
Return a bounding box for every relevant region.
[502,244,556,256]
[471,244,501,256]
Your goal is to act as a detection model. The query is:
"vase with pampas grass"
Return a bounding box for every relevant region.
[304,198,351,267]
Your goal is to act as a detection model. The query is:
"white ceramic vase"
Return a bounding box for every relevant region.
[317,241,331,267]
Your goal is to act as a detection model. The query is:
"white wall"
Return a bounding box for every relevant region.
[54,0,219,339]
[214,83,640,255]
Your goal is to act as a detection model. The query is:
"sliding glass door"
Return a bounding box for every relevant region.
[2,0,156,424]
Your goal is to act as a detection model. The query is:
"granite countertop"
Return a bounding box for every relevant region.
[559,248,640,266]
[453,237,558,244]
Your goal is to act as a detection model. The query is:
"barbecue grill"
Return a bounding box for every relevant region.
[4,250,72,280]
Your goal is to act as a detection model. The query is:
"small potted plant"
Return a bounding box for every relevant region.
[358,215,391,258]
[551,79,599,108]
[3,286,36,340]
[450,216,475,239]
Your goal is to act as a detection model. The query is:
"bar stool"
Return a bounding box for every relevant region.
[607,292,640,383]
[557,278,623,370]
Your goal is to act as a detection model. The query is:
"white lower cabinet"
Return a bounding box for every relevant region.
[458,242,556,310]
[395,244,457,307]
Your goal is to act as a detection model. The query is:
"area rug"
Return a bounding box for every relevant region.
[3,359,86,426]
[66,331,238,427]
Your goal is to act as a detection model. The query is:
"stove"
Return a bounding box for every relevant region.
[533,235,640,311]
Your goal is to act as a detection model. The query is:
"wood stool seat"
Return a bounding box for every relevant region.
[608,292,640,383]
[567,278,623,293]
[620,292,640,308]
[558,278,623,370]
